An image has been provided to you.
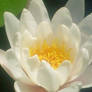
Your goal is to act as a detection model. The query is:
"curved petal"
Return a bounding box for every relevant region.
[14,81,47,92]
[20,54,40,82]
[4,12,20,47]
[52,7,72,30]
[25,55,40,81]
[82,36,92,61]
[70,23,81,44]
[58,82,81,92]
[76,63,92,88]
[66,0,85,23]
[27,0,50,24]
[0,49,30,84]
[36,21,53,44]
[70,48,89,81]
[20,8,37,36]
[36,60,61,91]
[79,13,92,37]
[55,25,79,61]
[56,61,72,85]
[20,30,37,48]
[55,25,74,44]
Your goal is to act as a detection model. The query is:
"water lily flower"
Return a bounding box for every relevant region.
[0,0,92,92]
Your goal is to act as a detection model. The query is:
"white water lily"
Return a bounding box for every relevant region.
[0,0,92,92]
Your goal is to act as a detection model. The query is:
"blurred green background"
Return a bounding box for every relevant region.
[0,0,92,92]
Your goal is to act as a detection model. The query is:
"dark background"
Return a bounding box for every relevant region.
[0,0,92,92]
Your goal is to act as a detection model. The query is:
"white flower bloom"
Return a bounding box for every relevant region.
[0,0,92,92]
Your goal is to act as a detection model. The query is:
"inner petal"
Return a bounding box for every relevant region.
[30,40,74,69]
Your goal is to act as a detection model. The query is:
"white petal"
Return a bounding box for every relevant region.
[20,8,37,36]
[56,61,72,85]
[55,25,79,61]
[76,63,92,88]
[4,12,20,47]
[82,36,92,61]
[79,13,92,37]
[66,0,85,23]
[27,0,50,24]
[70,23,81,44]
[52,7,72,30]
[20,30,37,48]
[80,32,89,45]
[36,21,53,42]
[58,82,81,92]
[0,49,30,84]
[55,24,71,43]
[14,81,47,92]
[17,23,36,47]
[27,56,40,71]
[36,61,61,91]
[26,55,40,81]
[56,24,79,46]
[20,55,40,82]
[70,48,89,81]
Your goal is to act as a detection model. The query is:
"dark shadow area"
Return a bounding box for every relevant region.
[0,67,14,92]
[43,0,68,18]
[0,27,10,50]
[85,0,92,16]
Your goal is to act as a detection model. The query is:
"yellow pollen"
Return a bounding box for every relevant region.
[30,41,73,69]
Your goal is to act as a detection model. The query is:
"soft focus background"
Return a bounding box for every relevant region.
[0,0,92,92]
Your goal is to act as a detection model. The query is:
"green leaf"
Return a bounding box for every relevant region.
[0,0,27,27]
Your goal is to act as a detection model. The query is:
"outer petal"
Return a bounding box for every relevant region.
[52,7,72,30]
[0,49,30,84]
[20,8,37,36]
[79,13,92,43]
[82,36,92,62]
[76,63,92,88]
[79,13,92,36]
[58,82,81,92]
[66,0,85,23]
[14,81,47,92]
[70,48,89,81]
[36,60,61,91]
[4,12,20,47]
[27,0,50,24]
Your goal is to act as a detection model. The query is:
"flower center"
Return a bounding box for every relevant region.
[30,41,73,69]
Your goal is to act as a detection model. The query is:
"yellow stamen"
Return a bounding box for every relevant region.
[30,41,73,69]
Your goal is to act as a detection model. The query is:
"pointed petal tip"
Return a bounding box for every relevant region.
[52,7,72,30]
[41,60,48,66]
[4,11,10,16]
[21,8,31,17]
[4,12,12,19]
[4,11,16,19]
[61,7,70,12]
[22,8,29,13]
[4,11,17,24]
[41,60,51,67]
